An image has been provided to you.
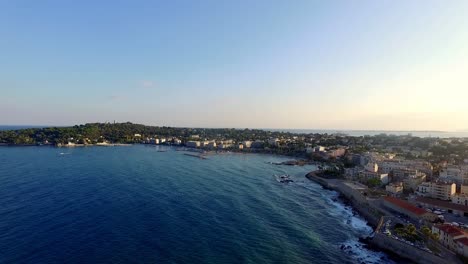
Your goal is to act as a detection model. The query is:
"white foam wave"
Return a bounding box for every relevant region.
[323,191,395,264]
[340,239,394,264]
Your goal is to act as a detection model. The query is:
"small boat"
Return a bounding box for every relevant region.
[275,174,293,183]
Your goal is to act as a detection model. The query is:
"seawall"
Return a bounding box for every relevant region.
[371,232,458,264]
[305,172,382,227]
[306,172,462,264]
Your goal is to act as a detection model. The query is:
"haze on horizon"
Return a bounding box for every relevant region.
[1,1,468,131]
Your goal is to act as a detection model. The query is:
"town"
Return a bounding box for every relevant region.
[2,122,468,263]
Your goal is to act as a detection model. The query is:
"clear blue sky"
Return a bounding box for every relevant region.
[1,1,468,130]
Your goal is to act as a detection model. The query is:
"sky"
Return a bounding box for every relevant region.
[1,1,468,131]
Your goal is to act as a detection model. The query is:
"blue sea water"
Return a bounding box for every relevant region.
[0,145,394,263]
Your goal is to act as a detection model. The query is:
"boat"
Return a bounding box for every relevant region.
[275,174,293,183]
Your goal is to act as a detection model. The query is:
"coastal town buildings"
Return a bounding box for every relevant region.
[416,181,456,201]
[439,165,468,187]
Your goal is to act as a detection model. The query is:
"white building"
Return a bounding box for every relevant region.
[440,165,468,187]
[416,181,456,201]
[242,141,252,148]
[361,170,389,185]
[452,194,468,206]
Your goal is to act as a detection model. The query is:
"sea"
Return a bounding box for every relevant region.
[0,145,396,263]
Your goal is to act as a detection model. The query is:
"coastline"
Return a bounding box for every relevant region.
[305,172,462,264]
[305,171,381,228]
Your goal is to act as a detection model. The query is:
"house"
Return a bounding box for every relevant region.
[432,224,466,251]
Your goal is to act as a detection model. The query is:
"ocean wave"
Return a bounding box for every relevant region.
[339,239,394,264]
[322,191,394,264]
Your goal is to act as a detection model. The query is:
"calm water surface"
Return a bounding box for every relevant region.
[0,145,394,263]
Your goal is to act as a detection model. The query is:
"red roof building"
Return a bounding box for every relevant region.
[455,237,468,257]
[433,224,467,252]
[383,196,437,221]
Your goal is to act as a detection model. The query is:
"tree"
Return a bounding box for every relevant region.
[366,178,382,188]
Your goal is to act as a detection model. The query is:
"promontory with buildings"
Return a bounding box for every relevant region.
[2,122,468,263]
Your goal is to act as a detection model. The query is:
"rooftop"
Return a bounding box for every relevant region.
[415,197,468,212]
[435,224,465,237]
[456,237,468,246]
[384,196,427,216]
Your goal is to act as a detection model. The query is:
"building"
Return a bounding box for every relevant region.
[365,163,378,173]
[242,141,252,148]
[392,168,419,181]
[238,144,244,150]
[315,146,326,152]
[327,148,346,158]
[186,141,200,148]
[383,196,437,222]
[361,171,389,185]
[173,139,182,145]
[344,167,362,180]
[461,185,468,195]
[452,194,468,206]
[416,181,456,201]
[440,165,468,187]
[149,138,159,144]
[456,237,468,258]
[386,182,404,195]
[200,141,210,147]
[402,172,427,191]
[414,196,468,217]
[432,224,466,251]
[268,138,279,146]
